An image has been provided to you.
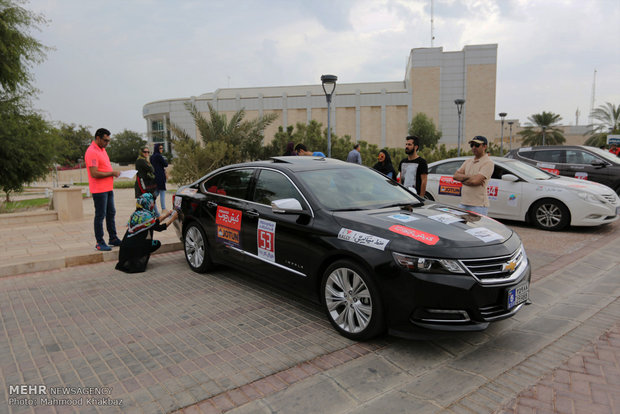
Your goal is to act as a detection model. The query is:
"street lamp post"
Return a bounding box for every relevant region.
[455,99,465,157]
[507,121,514,152]
[321,74,338,157]
[542,126,547,146]
[499,112,507,155]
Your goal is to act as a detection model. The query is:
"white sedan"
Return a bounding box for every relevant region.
[425,157,620,231]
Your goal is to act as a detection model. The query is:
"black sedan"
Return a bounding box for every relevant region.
[172,157,530,340]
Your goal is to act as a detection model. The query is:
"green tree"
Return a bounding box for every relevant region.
[169,103,277,184]
[0,103,56,202]
[0,0,50,102]
[51,123,91,166]
[408,113,442,149]
[517,111,566,146]
[106,129,146,165]
[584,102,620,147]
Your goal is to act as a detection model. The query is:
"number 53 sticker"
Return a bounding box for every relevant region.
[257,219,276,262]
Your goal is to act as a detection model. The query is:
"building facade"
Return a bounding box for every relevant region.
[143,44,500,152]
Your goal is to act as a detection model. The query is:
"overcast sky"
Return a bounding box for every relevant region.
[28,0,620,137]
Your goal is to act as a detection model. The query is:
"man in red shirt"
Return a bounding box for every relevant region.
[85,128,121,251]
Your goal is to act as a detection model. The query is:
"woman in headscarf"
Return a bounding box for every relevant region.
[135,146,158,213]
[150,143,169,212]
[283,141,297,156]
[372,149,397,179]
[115,193,178,273]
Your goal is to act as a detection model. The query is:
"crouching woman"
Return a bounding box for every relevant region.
[115,193,177,273]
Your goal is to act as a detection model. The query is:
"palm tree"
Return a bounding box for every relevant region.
[518,111,566,146]
[584,102,620,147]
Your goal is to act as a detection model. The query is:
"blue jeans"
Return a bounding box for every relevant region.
[92,191,118,244]
[157,189,166,210]
[459,204,489,216]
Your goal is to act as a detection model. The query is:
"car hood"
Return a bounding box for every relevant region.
[534,176,614,195]
[332,203,517,258]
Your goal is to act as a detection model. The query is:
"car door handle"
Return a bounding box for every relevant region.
[246,210,259,218]
[207,201,217,208]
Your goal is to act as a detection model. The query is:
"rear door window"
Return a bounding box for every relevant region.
[202,169,254,200]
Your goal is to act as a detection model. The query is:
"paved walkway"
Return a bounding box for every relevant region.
[0,195,618,413]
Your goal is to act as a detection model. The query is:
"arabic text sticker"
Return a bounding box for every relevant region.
[257,219,276,262]
[428,214,462,225]
[465,227,504,243]
[388,225,439,245]
[216,206,242,231]
[338,228,390,251]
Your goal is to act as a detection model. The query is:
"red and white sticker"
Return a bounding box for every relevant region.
[257,219,276,262]
[438,176,462,196]
[575,172,588,180]
[216,206,242,231]
[389,225,439,245]
[487,185,499,200]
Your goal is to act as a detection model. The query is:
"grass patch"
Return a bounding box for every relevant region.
[0,198,50,213]
[114,181,135,189]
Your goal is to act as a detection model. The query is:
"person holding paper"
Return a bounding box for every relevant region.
[84,128,121,251]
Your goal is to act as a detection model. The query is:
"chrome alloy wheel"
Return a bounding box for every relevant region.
[185,226,205,269]
[535,202,562,228]
[324,267,373,334]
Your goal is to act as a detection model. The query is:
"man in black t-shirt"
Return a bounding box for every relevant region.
[398,135,428,197]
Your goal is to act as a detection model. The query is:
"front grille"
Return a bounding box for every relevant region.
[601,193,617,204]
[460,246,525,283]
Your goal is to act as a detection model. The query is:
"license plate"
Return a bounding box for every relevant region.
[507,282,529,309]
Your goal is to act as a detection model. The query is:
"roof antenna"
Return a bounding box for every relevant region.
[430,0,435,47]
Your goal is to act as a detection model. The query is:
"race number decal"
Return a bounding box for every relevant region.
[487,185,499,200]
[438,176,462,196]
[257,219,276,262]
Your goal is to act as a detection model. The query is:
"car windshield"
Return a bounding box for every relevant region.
[502,159,554,180]
[586,146,620,164]
[297,167,420,211]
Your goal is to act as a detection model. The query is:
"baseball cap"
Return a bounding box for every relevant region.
[469,136,488,145]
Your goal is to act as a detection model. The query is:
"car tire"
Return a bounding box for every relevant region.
[183,222,214,273]
[530,198,570,231]
[321,260,385,340]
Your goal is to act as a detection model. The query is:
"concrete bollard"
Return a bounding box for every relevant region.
[52,187,84,221]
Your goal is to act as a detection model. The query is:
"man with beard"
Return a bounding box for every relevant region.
[398,135,428,197]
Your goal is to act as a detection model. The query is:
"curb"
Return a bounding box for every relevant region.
[0,241,183,278]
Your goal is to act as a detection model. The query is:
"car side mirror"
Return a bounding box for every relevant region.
[501,174,519,182]
[271,198,308,215]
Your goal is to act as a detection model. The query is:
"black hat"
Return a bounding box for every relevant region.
[469,136,488,145]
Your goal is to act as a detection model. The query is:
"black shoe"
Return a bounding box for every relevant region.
[108,238,122,247]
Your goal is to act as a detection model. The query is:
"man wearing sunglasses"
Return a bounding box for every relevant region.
[85,128,121,251]
[452,136,494,215]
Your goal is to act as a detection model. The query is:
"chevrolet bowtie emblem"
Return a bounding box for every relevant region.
[503,260,517,273]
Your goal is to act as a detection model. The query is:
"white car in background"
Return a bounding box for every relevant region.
[425,157,620,231]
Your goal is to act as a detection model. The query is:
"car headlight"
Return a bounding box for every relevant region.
[577,192,603,204]
[392,252,465,274]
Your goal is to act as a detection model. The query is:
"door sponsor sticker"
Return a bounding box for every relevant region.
[438,176,462,196]
[507,194,518,207]
[387,214,419,223]
[217,226,240,247]
[257,219,276,262]
[216,206,242,248]
[428,213,462,225]
[465,227,504,243]
[216,206,242,231]
[574,172,588,180]
[338,228,390,251]
[388,225,439,245]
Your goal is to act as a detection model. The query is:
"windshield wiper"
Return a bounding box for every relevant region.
[331,207,368,212]
[379,201,424,209]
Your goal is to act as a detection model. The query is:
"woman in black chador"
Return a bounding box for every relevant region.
[372,149,397,179]
[115,193,177,273]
